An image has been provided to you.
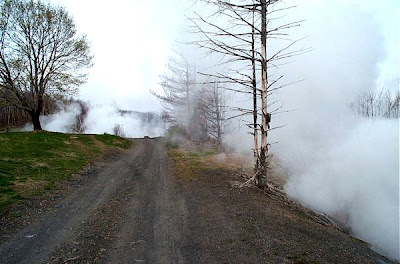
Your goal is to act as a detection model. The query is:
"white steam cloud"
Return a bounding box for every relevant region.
[82,104,164,137]
[269,1,400,261]
[25,102,165,138]
[41,104,81,133]
[282,119,399,260]
[219,0,399,261]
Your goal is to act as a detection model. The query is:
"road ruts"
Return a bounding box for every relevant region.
[0,139,188,264]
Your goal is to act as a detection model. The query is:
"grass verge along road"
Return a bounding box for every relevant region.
[0,132,131,211]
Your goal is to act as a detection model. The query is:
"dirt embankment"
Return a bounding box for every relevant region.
[0,139,395,263]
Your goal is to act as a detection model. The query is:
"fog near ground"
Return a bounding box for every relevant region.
[24,102,165,138]
[283,119,399,260]
[216,0,399,260]
[270,2,399,260]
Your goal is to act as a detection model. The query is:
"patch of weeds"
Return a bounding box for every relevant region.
[168,149,204,181]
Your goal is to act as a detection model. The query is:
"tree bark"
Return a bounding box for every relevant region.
[257,0,268,189]
[29,111,42,130]
[251,5,259,171]
[214,84,222,144]
[186,64,192,140]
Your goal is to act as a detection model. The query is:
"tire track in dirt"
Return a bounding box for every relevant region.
[105,140,188,263]
[0,139,188,264]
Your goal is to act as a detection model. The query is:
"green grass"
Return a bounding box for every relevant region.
[94,133,131,149]
[0,131,131,212]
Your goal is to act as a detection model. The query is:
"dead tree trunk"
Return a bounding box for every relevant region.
[256,0,268,188]
[186,65,192,139]
[251,5,259,171]
[191,0,306,188]
[213,84,223,144]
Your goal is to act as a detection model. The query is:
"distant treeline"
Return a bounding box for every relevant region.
[1,98,163,135]
[0,99,87,131]
[0,96,59,130]
[351,88,399,118]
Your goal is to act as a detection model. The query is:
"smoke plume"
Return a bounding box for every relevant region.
[24,102,165,138]
[269,1,399,260]
[215,0,399,260]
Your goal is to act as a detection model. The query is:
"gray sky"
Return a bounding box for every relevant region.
[49,0,399,112]
[50,0,191,111]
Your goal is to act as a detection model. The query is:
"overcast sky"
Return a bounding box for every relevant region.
[49,0,399,112]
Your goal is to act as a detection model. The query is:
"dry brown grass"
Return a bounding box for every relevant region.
[202,152,251,171]
[169,145,288,190]
[13,178,47,197]
[90,135,108,152]
[168,149,202,181]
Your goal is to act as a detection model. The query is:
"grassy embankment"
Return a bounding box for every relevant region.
[0,131,131,211]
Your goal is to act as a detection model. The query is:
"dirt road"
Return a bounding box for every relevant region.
[0,139,187,263]
[0,139,395,263]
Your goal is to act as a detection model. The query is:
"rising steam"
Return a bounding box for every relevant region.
[270,1,399,261]
[24,102,165,138]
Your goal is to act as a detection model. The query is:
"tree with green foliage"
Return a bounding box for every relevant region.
[0,0,93,130]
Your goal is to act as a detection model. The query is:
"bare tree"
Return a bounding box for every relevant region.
[69,99,88,133]
[113,124,125,138]
[351,88,400,118]
[191,82,227,143]
[190,0,306,188]
[192,87,210,141]
[0,0,93,130]
[0,105,29,130]
[385,90,400,118]
[151,54,196,136]
[152,51,228,142]
[203,83,226,143]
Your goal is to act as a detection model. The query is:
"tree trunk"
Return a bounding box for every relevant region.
[29,111,42,130]
[257,0,268,189]
[214,84,222,144]
[30,95,43,130]
[251,6,259,171]
[186,64,191,140]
